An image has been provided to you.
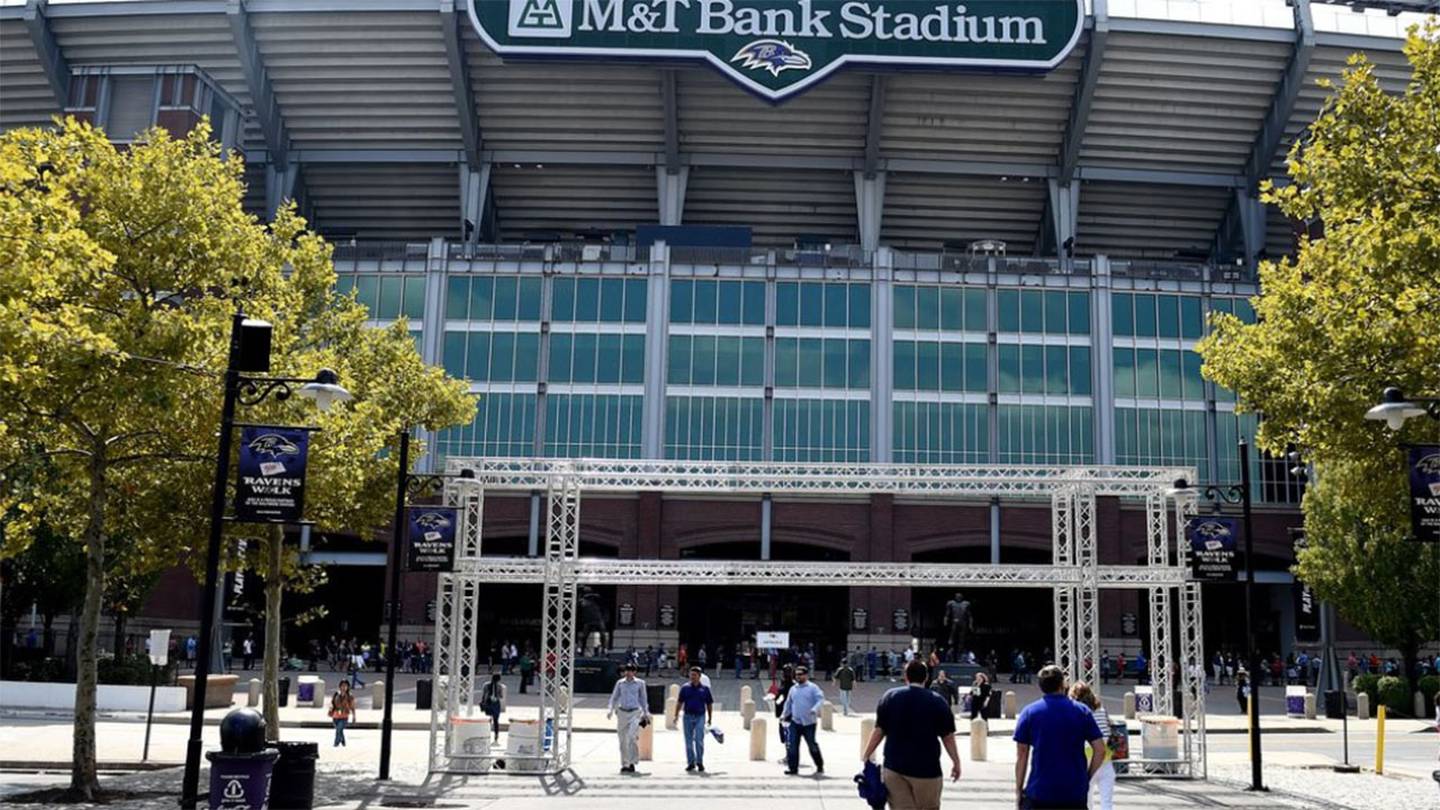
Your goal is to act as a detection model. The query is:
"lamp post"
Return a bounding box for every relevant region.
[1168,438,1263,792]
[378,432,474,781]
[181,312,351,809]
[1364,386,1440,431]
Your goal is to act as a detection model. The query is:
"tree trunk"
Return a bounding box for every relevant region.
[112,612,126,659]
[70,453,107,799]
[262,525,284,741]
[42,613,54,657]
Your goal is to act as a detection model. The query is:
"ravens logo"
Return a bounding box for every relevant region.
[415,512,451,530]
[731,39,813,77]
[1415,454,1440,475]
[1195,521,1231,539]
[247,433,299,457]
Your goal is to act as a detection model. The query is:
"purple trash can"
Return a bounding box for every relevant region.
[207,749,278,809]
[297,680,315,703]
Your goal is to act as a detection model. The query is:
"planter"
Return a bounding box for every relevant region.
[0,680,186,712]
[179,674,239,710]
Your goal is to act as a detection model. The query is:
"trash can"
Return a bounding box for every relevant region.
[278,676,291,707]
[206,749,277,809]
[269,740,318,810]
[1324,690,1345,720]
[646,684,665,715]
[416,678,433,710]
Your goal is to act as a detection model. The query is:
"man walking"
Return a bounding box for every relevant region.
[606,663,651,774]
[780,666,825,775]
[1013,665,1106,809]
[835,659,856,716]
[862,660,962,809]
[673,667,714,772]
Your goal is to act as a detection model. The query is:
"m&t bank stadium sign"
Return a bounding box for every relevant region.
[471,1,1084,101]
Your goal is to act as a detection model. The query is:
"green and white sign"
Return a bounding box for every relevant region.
[471,1,1085,101]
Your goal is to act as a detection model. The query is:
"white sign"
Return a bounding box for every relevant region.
[755,631,789,649]
[148,629,171,667]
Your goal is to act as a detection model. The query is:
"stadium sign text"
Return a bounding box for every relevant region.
[471,1,1084,101]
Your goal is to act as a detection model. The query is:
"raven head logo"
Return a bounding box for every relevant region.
[415,512,451,530]
[731,40,812,77]
[1195,521,1231,539]
[247,433,299,457]
[1415,453,1440,475]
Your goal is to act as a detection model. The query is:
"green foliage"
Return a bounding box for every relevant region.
[1197,24,1440,663]
[1352,673,1380,706]
[1376,676,1411,716]
[97,654,173,686]
[1417,675,1440,702]
[10,657,66,683]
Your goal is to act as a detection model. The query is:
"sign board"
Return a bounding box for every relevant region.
[1290,529,1320,644]
[1120,613,1137,637]
[235,425,312,523]
[618,602,635,627]
[1185,516,1238,581]
[470,0,1086,102]
[659,604,676,627]
[406,506,459,572]
[756,630,790,649]
[1407,445,1440,543]
[892,608,909,632]
[148,629,171,666]
[850,608,868,631]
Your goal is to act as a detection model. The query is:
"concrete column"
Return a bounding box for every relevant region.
[989,497,1001,565]
[527,492,541,557]
[970,718,988,761]
[264,163,298,221]
[641,243,671,459]
[854,171,887,254]
[1235,190,1266,270]
[760,495,773,560]
[414,237,450,473]
[869,248,894,463]
[1046,179,1079,260]
[986,277,999,464]
[1091,256,1116,465]
[657,166,689,227]
[750,717,768,760]
[458,162,490,247]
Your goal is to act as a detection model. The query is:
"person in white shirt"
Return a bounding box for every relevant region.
[606,663,651,773]
[1070,680,1115,810]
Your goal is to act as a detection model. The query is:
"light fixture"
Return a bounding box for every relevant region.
[1165,478,1197,500]
[297,368,353,413]
[1364,386,1426,431]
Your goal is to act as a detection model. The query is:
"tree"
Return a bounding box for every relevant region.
[0,118,474,797]
[1198,23,1440,680]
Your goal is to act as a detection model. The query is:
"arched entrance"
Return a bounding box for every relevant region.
[910,546,1055,670]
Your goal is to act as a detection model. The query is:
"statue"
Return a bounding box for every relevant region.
[942,592,974,661]
[578,587,610,656]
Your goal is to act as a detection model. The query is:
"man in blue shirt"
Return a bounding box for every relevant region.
[1013,664,1105,809]
[862,660,962,809]
[672,667,714,772]
[780,665,825,775]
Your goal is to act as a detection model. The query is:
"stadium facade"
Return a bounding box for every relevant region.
[2,0,1432,661]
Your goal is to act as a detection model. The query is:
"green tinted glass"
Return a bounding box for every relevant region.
[691,335,716,385]
[1046,345,1068,395]
[490,333,515,380]
[741,337,764,386]
[378,276,403,319]
[443,331,467,378]
[1132,294,1156,337]
[916,287,940,330]
[775,337,797,387]
[1021,344,1045,393]
[940,342,964,392]
[445,277,469,320]
[849,284,871,329]
[493,277,518,320]
[624,279,648,323]
[599,279,625,323]
[668,335,692,384]
[670,280,693,324]
[596,333,623,383]
[622,335,646,384]
[849,339,869,388]
[469,277,494,320]
[1020,291,1044,334]
[517,277,542,321]
[742,281,766,325]
[1068,292,1090,335]
[1156,295,1179,339]
[549,333,573,383]
[571,333,596,383]
[893,340,916,390]
[965,343,987,392]
[1180,296,1203,339]
[514,332,539,382]
[574,278,599,322]
[1135,348,1158,397]
[466,332,490,382]
[998,344,1020,393]
[797,338,822,386]
[1111,293,1133,336]
[692,280,717,324]
[799,283,823,326]
[916,341,940,391]
[718,282,743,325]
[894,286,916,329]
[776,282,798,326]
[1113,348,1135,397]
[997,289,1020,332]
[715,336,741,385]
[823,339,847,387]
[1044,291,1067,334]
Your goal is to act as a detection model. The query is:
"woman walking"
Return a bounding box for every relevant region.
[1070,680,1115,810]
[330,680,356,747]
[968,671,992,720]
[480,672,506,746]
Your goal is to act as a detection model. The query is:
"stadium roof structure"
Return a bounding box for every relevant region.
[0,0,1428,261]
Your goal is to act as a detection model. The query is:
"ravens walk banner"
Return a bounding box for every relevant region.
[235,426,312,523]
[1185,516,1238,582]
[407,506,459,572]
[471,1,1084,102]
[1408,445,1440,543]
[1290,529,1320,643]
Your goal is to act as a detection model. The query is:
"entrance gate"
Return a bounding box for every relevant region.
[427,460,1206,779]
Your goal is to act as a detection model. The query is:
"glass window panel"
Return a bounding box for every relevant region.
[1046,345,1069,395]
[849,284,870,329]
[916,287,940,330]
[569,333,596,383]
[1113,348,1135,397]
[1135,348,1158,397]
[443,332,467,378]
[692,280,717,324]
[622,335,646,384]
[715,336,740,385]
[668,335,691,384]
[894,286,916,329]
[939,288,964,331]
[1044,291,1067,334]
[965,343,987,393]
[717,282,743,325]
[741,337,764,386]
[469,277,494,321]
[1020,291,1045,334]
[742,281,766,325]
[940,342,964,392]
[1182,351,1204,400]
[517,277,542,320]
[1021,344,1045,394]
[1180,296,1203,339]
[824,284,848,328]
[599,278,625,323]
[776,282,798,326]
[823,339,847,387]
[466,332,490,382]
[445,277,469,320]
[1068,292,1090,335]
[1159,350,1182,398]
[691,335,716,385]
[548,333,573,383]
[514,333,539,382]
[997,289,1020,332]
[799,283,823,326]
[916,341,940,391]
[998,344,1020,393]
[1156,295,1180,339]
[551,277,575,322]
[848,339,869,389]
[964,289,987,333]
[596,333,623,383]
[775,338,798,387]
[797,338,822,387]
[1070,347,1092,396]
[1236,298,1256,324]
[1133,293,1156,337]
[378,276,403,319]
[574,278,599,322]
[670,279,693,324]
[490,332,515,381]
[335,275,358,298]
[1111,293,1133,337]
[893,340,916,390]
[623,279,648,323]
[493,277,518,320]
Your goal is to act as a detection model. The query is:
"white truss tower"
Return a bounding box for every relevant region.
[427,460,1205,779]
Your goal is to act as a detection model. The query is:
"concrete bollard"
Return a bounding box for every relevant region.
[638,720,654,761]
[821,701,835,731]
[665,697,678,730]
[742,699,757,730]
[313,679,326,708]
[1123,692,1136,720]
[668,683,681,701]
[1304,693,1316,720]
[1414,691,1426,720]
[372,680,386,711]
[860,717,876,760]
[740,684,753,707]
[1003,691,1018,719]
[970,719,988,762]
[750,717,767,761]
[1357,693,1370,721]
[247,678,261,707]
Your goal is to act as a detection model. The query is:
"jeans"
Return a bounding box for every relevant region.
[840,689,851,715]
[333,718,348,746]
[785,722,822,772]
[682,712,706,766]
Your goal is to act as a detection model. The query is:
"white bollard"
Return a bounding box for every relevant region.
[668,683,680,701]
[372,680,386,711]
[638,720,654,761]
[860,717,876,760]
[750,717,768,761]
[970,719,988,761]
[821,701,835,731]
[247,678,260,707]
[1123,692,1136,719]
[1357,693,1370,721]
[1305,693,1316,720]
[664,697,678,730]
[313,679,327,709]
[1003,691,1018,719]
[742,699,757,730]
[740,684,753,706]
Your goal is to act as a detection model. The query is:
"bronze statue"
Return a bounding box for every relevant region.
[943,592,973,660]
[578,588,610,656]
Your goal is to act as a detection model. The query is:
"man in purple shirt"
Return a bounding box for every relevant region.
[1013,664,1106,808]
[673,667,714,772]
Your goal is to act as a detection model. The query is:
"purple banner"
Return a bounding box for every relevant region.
[235,426,311,523]
[1186,517,1238,581]
[1408,445,1440,543]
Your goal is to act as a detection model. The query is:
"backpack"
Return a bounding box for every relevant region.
[853,760,887,809]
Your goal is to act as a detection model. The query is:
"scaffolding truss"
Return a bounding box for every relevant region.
[428,459,1206,780]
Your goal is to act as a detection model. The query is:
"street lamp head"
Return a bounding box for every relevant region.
[1165,478,1197,500]
[297,368,352,413]
[459,468,477,479]
[1364,386,1426,431]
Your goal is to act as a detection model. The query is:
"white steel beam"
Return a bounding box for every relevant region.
[1059,0,1108,184]
[439,0,482,166]
[21,0,69,108]
[226,0,289,169]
